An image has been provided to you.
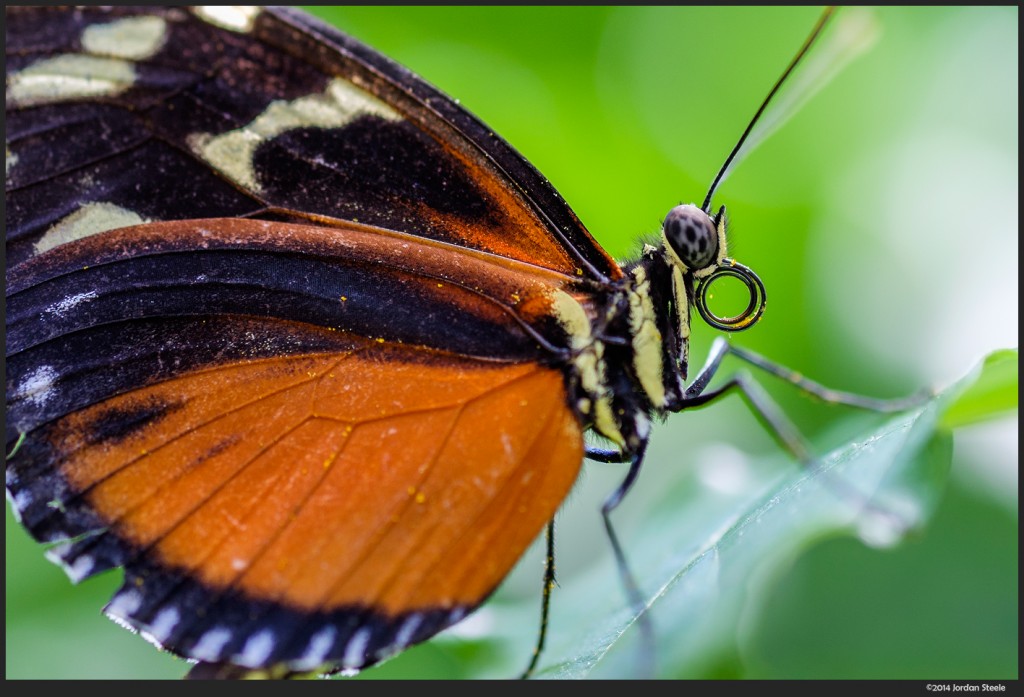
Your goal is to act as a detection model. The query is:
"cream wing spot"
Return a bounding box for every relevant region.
[191,627,233,662]
[104,587,143,621]
[15,365,58,408]
[297,626,336,670]
[7,54,137,108]
[52,551,96,583]
[394,614,424,649]
[188,78,402,193]
[34,202,151,256]
[143,607,181,646]
[6,489,27,523]
[342,627,371,669]
[81,15,168,60]
[237,629,276,667]
[191,6,262,33]
[45,291,98,318]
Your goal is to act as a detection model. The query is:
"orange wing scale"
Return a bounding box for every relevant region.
[54,345,583,619]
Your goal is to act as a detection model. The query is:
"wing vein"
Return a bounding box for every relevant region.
[34,354,352,531]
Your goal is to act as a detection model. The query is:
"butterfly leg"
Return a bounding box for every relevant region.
[584,446,631,463]
[519,520,556,679]
[522,444,655,678]
[592,437,657,678]
[684,338,929,413]
[676,337,921,528]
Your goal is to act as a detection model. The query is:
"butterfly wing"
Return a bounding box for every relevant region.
[10,336,583,673]
[5,5,620,281]
[6,217,587,671]
[5,5,609,674]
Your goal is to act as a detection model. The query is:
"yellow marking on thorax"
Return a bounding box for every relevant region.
[671,263,691,370]
[548,289,591,349]
[549,289,624,446]
[627,266,667,409]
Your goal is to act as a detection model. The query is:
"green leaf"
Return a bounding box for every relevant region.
[461,349,1013,679]
[939,348,1018,429]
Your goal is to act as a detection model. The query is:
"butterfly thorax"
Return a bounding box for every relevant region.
[556,203,738,455]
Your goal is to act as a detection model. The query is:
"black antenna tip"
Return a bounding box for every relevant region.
[701,7,837,212]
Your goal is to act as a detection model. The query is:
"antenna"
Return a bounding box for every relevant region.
[701,7,837,212]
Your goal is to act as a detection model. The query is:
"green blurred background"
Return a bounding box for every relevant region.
[5,6,1017,679]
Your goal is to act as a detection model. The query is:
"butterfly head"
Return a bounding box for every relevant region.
[661,203,725,275]
[661,203,765,332]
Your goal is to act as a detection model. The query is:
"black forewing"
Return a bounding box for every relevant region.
[265,7,620,282]
[5,5,620,281]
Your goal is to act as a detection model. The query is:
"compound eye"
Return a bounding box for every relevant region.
[663,204,718,270]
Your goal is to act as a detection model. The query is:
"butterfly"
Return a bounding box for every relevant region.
[5,5,925,679]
